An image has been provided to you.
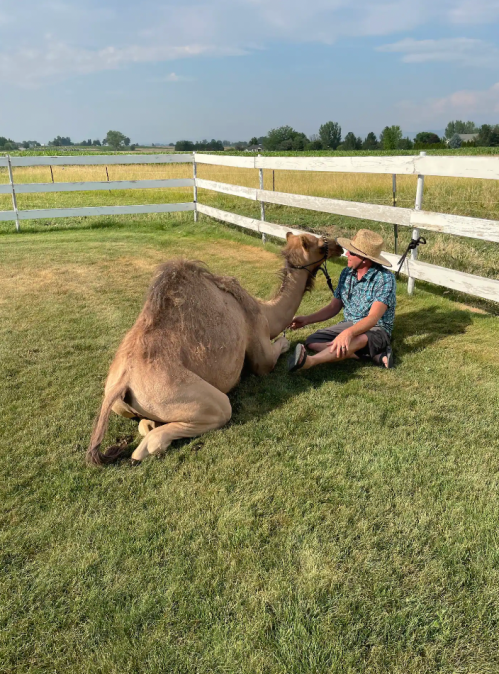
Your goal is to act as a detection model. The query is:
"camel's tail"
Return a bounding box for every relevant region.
[86,375,129,466]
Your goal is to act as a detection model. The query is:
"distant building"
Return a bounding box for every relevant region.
[446,133,479,144]
[245,144,262,152]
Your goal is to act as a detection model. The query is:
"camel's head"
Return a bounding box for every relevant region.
[283,232,343,272]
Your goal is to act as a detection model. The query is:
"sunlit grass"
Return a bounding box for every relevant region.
[1,216,499,673]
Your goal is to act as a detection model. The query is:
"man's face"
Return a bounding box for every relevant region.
[346,250,366,269]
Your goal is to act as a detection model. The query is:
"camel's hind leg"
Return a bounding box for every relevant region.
[130,378,232,463]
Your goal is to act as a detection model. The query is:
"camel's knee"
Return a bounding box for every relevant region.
[112,400,136,419]
[204,391,232,427]
[217,398,232,427]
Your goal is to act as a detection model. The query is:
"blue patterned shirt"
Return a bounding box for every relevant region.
[334,264,396,335]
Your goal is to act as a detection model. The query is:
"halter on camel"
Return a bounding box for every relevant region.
[287,236,335,294]
[282,236,335,339]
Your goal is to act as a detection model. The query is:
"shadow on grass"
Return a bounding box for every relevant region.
[392,305,477,363]
[104,307,481,465]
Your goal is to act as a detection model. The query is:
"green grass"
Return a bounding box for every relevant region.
[1,214,499,673]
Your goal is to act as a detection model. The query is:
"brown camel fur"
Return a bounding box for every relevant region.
[87,232,342,466]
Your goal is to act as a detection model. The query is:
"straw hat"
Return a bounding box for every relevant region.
[337,229,392,267]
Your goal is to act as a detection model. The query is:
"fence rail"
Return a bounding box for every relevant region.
[196,179,499,243]
[1,152,498,303]
[196,153,499,180]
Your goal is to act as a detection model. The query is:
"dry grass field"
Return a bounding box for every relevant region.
[2,162,499,220]
[1,161,498,285]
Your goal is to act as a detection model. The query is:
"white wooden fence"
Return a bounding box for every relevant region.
[1,151,498,303]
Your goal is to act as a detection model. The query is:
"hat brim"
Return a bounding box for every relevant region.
[337,237,392,268]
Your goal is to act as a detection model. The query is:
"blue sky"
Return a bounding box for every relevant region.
[1,0,498,144]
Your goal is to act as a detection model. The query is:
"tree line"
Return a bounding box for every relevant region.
[0,130,137,151]
[175,139,225,151]
[251,120,499,152]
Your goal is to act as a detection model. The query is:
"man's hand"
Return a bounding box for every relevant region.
[330,327,354,356]
[289,315,308,330]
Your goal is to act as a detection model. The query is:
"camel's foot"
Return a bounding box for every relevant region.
[138,419,162,437]
[279,336,291,354]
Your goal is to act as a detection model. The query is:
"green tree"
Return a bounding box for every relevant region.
[362,132,379,150]
[263,126,308,151]
[92,139,101,146]
[249,137,258,145]
[305,140,323,150]
[415,132,441,145]
[0,136,18,149]
[48,136,72,147]
[175,140,195,151]
[477,124,493,147]
[380,125,403,150]
[448,133,462,149]
[489,129,499,147]
[398,137,414,150]
[319,121,342,149]
[342,132,361,150]
[291,133,309,151]
[103,130,128,150]
[445,120,478,138]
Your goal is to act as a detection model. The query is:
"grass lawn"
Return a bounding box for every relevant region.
[1,214,499,673]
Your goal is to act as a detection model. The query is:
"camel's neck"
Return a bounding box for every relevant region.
[260,268,310,339]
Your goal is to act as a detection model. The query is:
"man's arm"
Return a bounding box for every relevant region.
[329,301,388,354]
[290,297,343,330]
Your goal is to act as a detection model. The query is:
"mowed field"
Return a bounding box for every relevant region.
[1,213,499,673]
[1,160,499,283]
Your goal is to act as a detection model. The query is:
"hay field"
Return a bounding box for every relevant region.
[1,162,498,284]
[1,162,499,220]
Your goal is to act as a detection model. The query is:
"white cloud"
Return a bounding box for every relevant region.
[152,72,196,83]
[0,0,498,86]
[398,81,499,122]
[448,0,499,23]
[378,37,499,67]
[0,40,243,88]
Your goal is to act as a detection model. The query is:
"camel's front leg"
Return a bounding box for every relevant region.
[246,333,290,376]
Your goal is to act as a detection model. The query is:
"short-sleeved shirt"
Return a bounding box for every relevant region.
[334,264,396,335]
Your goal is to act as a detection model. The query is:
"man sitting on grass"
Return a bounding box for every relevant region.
[288,229,396,372]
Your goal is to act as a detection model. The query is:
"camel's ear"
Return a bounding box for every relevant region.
[286,232,293,241]
[300,234,311,251]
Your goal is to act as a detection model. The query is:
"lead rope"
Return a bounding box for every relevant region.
[396,236,426,278]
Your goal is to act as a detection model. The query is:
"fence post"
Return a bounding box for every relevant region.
[392,174,398,253]
[193,151,198,222]
[7,155,20,233]
[258,154,266,243]
[408,151,426,295]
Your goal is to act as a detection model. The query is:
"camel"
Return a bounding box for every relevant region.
[87,232,342,466]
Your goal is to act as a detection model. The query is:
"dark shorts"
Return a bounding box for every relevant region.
[305,321,391,359]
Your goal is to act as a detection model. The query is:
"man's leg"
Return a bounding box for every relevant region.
[301,334,368,370]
